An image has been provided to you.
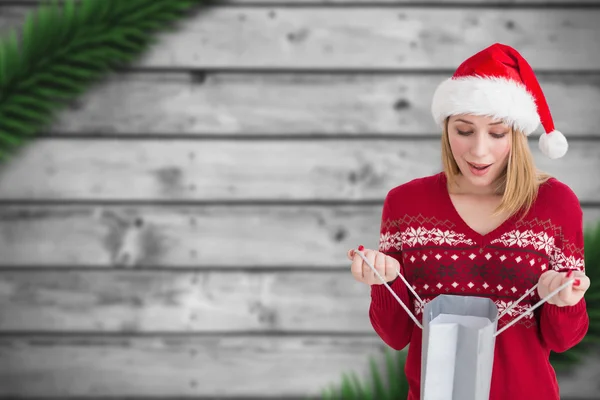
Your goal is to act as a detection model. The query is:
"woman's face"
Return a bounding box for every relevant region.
[448,114,512,191]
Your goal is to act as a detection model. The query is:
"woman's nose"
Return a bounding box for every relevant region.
[470,134,488,157]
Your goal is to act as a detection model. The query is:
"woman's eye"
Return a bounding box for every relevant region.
[457,130,472,136]
[491,132,508,139]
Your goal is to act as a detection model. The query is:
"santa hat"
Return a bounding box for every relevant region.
[431,43,567,159]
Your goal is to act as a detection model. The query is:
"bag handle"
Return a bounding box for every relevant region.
[355,248,424,329]
[355,248,575,335]
[493,278,575,337]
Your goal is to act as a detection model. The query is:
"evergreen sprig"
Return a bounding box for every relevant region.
[0,0,204,161]
[318,348,409,400]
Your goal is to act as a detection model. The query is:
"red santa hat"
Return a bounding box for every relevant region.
[431,43,567,159]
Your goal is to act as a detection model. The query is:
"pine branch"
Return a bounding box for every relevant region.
[0,0,207,161]
[319,349,409,400]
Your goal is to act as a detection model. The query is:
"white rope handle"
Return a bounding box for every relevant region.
[494,278,575,337]
[355,248,424,329]
[497,283,539,320]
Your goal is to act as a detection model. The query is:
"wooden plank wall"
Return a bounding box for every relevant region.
[0,0,600,399]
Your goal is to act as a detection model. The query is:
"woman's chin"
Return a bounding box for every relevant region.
[458,166,498,187]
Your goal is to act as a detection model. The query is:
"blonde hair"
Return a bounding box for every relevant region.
[441,117,552,221]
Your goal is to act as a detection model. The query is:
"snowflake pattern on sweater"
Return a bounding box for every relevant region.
[376,174,585,330]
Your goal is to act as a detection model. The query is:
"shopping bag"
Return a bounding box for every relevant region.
[420,295,498,400]
[355,248,574,400]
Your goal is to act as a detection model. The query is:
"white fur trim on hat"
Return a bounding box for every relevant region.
[539,130,568,159]
[431,75,541,135]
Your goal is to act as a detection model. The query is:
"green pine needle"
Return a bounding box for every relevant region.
[0,0,209,159]
[320,349,409,400]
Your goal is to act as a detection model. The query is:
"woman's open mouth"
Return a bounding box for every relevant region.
[467,162,492,176]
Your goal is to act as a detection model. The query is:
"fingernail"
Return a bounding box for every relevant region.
[358,245,364,251]
[574,279,581,286]
[567,270,574,278]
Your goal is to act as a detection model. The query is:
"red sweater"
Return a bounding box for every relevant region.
[370,172,588,400]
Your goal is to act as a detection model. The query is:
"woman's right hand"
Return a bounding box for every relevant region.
[347,246,400,285]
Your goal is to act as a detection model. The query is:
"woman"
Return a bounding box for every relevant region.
[347,43,590,399]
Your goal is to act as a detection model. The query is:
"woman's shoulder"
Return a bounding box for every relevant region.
[536,175,581,216]
[538,176,579,203]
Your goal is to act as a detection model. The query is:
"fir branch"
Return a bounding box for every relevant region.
[0,0,206,161]
[317,349,409,400]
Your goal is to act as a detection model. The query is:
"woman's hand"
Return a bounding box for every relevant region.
[347,246,399,285]
[537,270,590,307]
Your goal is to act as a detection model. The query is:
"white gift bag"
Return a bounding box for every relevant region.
[420,295,498,399]
[356,249,574,400]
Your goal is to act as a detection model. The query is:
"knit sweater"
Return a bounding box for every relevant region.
[370,172,588,400]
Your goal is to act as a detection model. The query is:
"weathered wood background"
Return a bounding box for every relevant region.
[1,0,600,398]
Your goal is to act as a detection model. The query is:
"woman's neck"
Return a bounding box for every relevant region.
[449,174,502,196]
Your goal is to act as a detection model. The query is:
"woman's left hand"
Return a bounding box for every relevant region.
[537,270,590,307]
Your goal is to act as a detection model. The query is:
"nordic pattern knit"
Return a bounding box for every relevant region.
[370,172,588,400]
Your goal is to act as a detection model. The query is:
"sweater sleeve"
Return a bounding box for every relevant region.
[539,188,589,353]
[368,191,415,351]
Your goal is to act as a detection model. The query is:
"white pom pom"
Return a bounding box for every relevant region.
[539,130,568,159]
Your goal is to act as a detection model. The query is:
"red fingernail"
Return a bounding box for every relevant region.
[566,270,573,277]
[358,245,364,251]
[574,279,581,286]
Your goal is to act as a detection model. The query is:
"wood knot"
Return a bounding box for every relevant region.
[393,99,410,110]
